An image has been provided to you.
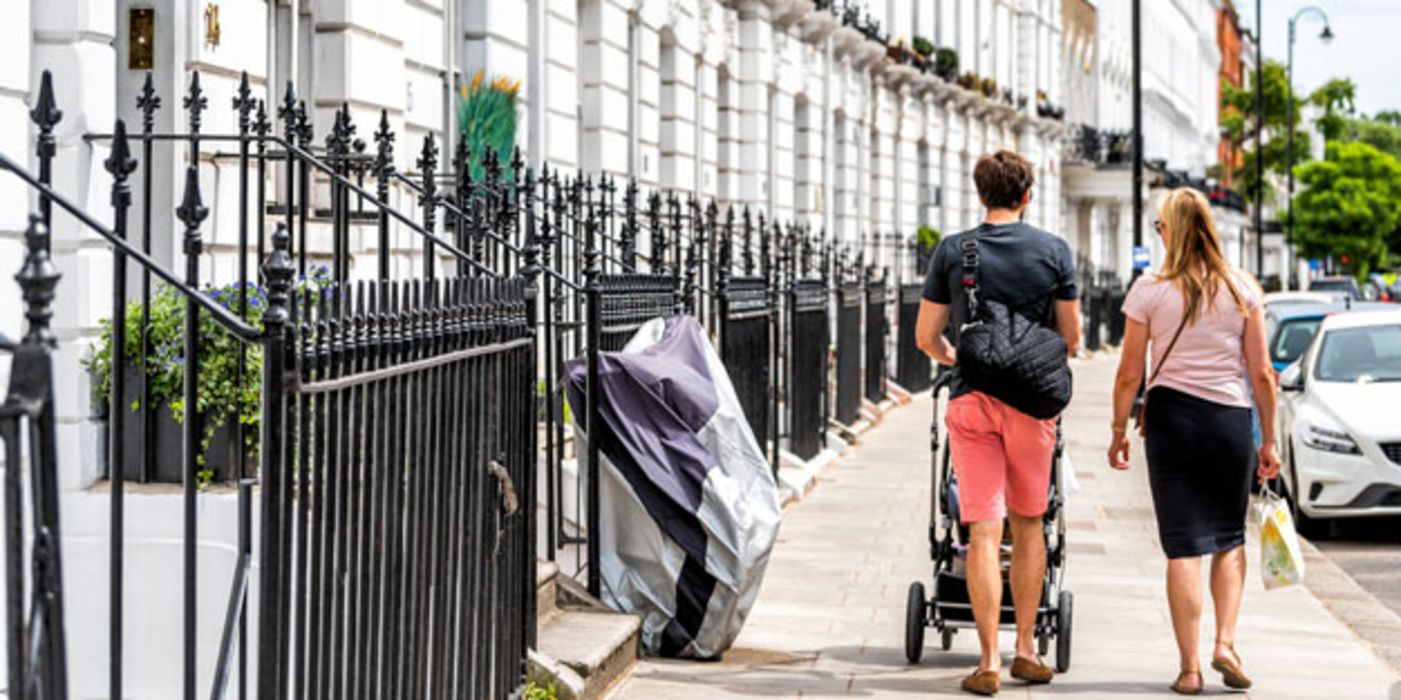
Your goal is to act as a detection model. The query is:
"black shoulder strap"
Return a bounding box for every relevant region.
[960,232,980,319]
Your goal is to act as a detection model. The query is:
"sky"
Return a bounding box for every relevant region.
[1237,0,1401,118]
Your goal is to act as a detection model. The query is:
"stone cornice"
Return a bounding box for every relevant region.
[799,10,839,41]
[830,25,867,57]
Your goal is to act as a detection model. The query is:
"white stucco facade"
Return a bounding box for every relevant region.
[1061,0,1241,283]
[0,0,1074,693]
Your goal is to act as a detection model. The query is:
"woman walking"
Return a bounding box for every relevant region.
[1107,188,1281,695]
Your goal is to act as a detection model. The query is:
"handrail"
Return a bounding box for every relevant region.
[88,130,499,278]
[0,153,262,341]
[277,139,498,277]
[390,171,526,255]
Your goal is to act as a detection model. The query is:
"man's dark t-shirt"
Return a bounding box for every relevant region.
[921,221,1078,398]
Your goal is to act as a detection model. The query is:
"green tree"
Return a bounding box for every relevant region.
[1309,78,1357,142]
[1291,141,1401,276]
[1374,110,1401,127]
[1346,115,1401,161]
[1221,61,1312,206]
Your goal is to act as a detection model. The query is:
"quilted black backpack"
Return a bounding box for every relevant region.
[954,234,1072,419]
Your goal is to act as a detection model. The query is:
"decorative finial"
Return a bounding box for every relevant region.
[184,70,208,135]
[233,71,255,132]
[136,71,161,132]
[16,215,60,347]
[104,119,139,202]
[176,166,208,256]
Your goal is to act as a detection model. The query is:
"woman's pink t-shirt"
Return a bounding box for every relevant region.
[1121,270,1260,408]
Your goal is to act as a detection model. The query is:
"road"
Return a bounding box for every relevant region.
[1315,516,1401,620]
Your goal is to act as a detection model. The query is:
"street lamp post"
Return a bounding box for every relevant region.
[1253,0,1263,278]
[1131,0,1142,262]
[1287,6,1333,282]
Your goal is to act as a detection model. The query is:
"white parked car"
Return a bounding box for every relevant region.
[1263,291,1338,309]
[1277,309,1401,531]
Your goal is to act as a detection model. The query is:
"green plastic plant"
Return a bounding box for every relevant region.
[458,70,521,182]
[85,265,331,484]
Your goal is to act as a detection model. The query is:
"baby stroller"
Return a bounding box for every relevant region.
[904,371,1075,672]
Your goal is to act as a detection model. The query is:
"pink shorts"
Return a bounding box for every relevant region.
[946,391,1057,523]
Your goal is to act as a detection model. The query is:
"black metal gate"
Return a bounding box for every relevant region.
[788,279,828,460]
[864,272,887,403]
[581,271,678,595]
[719,276,771,454]
[272,276,536,700]
[896,283,932,392]
[834,281,862,426]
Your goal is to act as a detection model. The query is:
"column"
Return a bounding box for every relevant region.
[578,0,631,176]
[735,1,772,210]
[35,0,118,489]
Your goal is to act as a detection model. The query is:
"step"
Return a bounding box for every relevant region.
[537,560,560,625]
[536,609,640,700]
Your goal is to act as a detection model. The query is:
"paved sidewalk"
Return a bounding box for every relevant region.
[609,354,1401,698]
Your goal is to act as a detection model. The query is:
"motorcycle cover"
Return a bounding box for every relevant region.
[565,315,780,659]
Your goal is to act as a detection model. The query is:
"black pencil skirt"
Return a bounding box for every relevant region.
[1143,386,1255,559]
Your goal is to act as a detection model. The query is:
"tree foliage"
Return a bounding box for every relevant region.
[1291,142,1401,276]
[1309,78,1357,142]
[1221,60,1311,206]
[1347,115,1401,162]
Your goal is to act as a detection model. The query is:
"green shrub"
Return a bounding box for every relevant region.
[524,680,559,700]
[84,266,331,484]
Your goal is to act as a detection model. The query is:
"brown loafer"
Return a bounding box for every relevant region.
[1010,656,1054,684]
[1211,644,1252,689]
[961,669,1001,696]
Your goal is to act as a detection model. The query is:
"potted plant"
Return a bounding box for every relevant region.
[886,39,907,63]
[978,77,998,98]
[934,47,959,82]
[916,225,942,273]
[87,268,331,485]
[957,72,977,90]
[911,36,934,59]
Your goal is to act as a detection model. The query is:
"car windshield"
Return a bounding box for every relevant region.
[1271,318,1321,365]
[1314,324,1401,382]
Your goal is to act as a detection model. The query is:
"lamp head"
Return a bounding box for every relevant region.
[1320,25,1334,44]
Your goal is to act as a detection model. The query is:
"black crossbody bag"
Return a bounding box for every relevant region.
[954,233,1073,419]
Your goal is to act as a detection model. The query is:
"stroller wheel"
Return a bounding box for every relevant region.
[940,627,954,651]
[1055,590,1074,673]
[905,582,927,663]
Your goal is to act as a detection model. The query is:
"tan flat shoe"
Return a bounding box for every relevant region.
[1211,643,1252,689]
[1010,656,1054,684]
[1170,670,1203,695]
[961,668,1001,696]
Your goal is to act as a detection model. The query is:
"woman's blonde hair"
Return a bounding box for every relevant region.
[1157,187,1247,322]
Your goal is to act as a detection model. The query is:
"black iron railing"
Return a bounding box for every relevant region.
[3,64,932,697]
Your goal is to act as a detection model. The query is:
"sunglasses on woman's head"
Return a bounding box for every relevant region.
[1153,220,1165,233]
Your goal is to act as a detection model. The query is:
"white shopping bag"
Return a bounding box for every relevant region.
[1256,487,1305,590]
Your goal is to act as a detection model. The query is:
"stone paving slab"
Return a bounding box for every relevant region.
[609,355,1401,699]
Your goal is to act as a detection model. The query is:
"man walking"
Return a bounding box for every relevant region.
[915,151,1081,696]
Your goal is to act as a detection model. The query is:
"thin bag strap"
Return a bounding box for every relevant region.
[1148,311,1190,386]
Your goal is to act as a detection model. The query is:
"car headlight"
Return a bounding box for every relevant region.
[1302,425,1362,454]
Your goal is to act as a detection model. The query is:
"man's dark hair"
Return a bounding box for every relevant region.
[973,150,1035,210]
